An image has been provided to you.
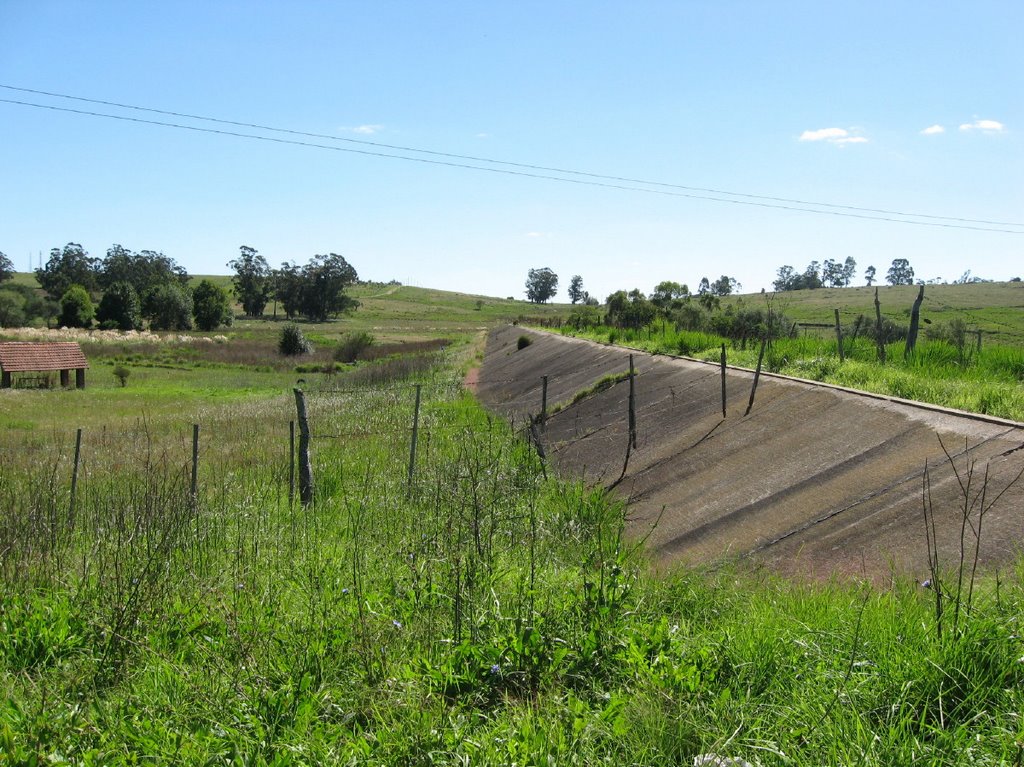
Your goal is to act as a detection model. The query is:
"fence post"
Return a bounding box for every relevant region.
[904,284,925,359]
[69,427,82,521]
[293,388,314,507]
[540,375,548,431]
[628,354,637,449]
[288,420,295,507]
[190,424,200,502]
[975,329,982,354]
[874,287,886,363]
[744,338,767,416]
[834,308,845,362]
[408,384,422,489]
[720,344,727,418]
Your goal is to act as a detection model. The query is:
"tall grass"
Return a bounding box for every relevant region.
[2,356,1024,763]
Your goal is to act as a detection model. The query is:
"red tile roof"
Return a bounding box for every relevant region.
[0,342,89,373]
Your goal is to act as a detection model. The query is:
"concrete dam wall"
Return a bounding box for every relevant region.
[475,325,1024,580]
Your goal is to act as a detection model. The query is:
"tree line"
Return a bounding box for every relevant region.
[228,246,359,322]
[0,243,232,331]
[0,243,361,331]
[773,257,928,290]
[524,268,740,306]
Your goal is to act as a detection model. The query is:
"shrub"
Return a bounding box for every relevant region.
[333,331,375,363]
[279,323,312,356]
[112,364,130,387]
[517,335,532,350]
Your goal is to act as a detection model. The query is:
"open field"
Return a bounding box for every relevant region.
[3,281,1024,764]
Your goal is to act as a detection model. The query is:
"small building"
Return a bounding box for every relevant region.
[0,342,89,389]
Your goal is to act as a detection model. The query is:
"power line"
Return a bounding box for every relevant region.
[1,87,1021,235]
[4,83,1020,229]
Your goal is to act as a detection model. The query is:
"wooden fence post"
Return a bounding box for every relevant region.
[628,354,637,449]
[69,427,82,521]
[293,388,314,507]
[288,420,295,507]
[834,308,845,362]
[720,344,727,418]
[540,375,548,431]
[190,424,200,502]
[874,287,886,363]
[408,384,422,488]
[904,284,925,359]
[744,338,767,416]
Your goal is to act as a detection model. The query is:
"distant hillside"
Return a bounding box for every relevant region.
[722,281,1024,346]
[9,272,1023,345]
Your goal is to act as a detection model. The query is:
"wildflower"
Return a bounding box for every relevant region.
[922,579,932,589]
[490,664,500,676]
[392,620,402,630]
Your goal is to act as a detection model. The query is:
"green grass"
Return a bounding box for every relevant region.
[3,277,1024,763]
[729,281,1024,346]
[564,319,1024,421]
[3,327,1024,764]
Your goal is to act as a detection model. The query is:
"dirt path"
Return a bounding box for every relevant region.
[475,326,1024,581]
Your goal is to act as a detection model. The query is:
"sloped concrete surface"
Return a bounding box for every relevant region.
[476,326,1024,580]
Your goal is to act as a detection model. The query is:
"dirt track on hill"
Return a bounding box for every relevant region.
[476,326,1024,581]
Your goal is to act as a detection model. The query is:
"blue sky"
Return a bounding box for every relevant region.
[1,1,1021,301]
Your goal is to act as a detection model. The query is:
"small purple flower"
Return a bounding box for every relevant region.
[922,579,932,589]
[342,588,350,595]
[392,620,402,630]
[490,664,500,676]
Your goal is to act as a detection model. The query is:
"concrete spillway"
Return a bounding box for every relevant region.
[475,326,1024,580]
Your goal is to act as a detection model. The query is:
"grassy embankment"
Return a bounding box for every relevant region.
[565,282,1024,422]
[2,297,1024,764]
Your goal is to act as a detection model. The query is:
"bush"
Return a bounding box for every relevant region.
[333,331,375,363]
[112,364,130,387]
[517,335,532,350]
[279,324,313,356]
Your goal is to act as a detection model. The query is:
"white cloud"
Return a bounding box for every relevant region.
[959,119,1005,133]
[799,127,868,146]
[800,127,849,142]
[921,124,945,135]
[351,124,384,135]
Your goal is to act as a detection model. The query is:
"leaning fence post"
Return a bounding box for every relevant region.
[540,375,549,431]
[720,344,727,418]
[190,424,200,503]
[834,309,845,362]
[874,287,886,363]
[293,388,314,507]
[408,384,422,489]
[628,354,637,449]
[288,420,295,507]
[69,427,82,521]
[744,337,767,416]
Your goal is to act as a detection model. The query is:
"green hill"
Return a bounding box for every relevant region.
[723,281,1024,346]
